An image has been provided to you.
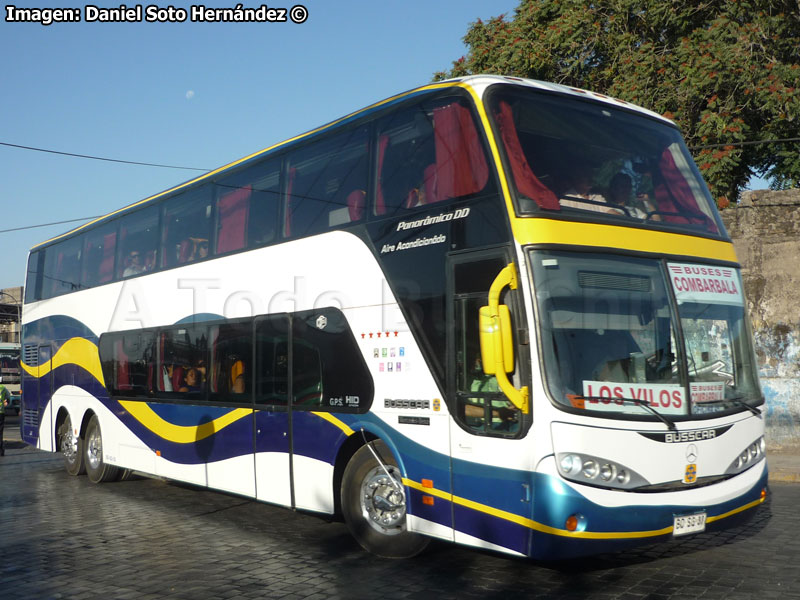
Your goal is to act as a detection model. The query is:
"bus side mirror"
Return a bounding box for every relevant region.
[479,263,529,414]
[479,304,513,375]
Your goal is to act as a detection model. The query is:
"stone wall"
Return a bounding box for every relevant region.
[721,189,800,450]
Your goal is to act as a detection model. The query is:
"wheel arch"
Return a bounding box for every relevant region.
[78,409,98,440]
[332,430,376,517]
[332,423,406,518]
[54,405,96,450]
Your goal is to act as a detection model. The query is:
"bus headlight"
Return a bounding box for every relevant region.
[599,463,617,482]
[560,454,583,476]
[725,437,766,476]
[556,453,648,490]
[582,460,599,479]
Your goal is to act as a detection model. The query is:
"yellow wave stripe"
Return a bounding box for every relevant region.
[119,401,253,444]
[310,411,355,436]
[18,337,351,444]
[403,477,764,540]
[20,337,106,386]
[119,407,352,445]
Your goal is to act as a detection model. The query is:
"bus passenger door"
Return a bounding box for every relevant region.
[253,315,293,507]
[447,254,534,553]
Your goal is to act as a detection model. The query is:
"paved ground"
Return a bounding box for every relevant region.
[1,416,799,600]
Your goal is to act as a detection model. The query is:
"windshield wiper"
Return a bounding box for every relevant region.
[698,396,762,417]
[578,395,677,430]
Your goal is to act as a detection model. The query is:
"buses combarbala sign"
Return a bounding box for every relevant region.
[667,262,744,306]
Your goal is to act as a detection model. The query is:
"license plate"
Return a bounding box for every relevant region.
[673,512,706,537]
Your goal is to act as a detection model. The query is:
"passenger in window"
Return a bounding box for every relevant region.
[123,251,146,277]
[608,173,658,220]
[185,238,209,262]
[405,175,427,209]
[179,368,203,393]
[196,239,209,259]
[560,166,622,215]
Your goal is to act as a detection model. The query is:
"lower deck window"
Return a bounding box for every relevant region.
[98,308,373,413]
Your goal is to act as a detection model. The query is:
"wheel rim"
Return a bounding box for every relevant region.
[359,465,406,535]
[86,423,102,470]
[61,416,79,463]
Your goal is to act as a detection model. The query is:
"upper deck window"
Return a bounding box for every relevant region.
[488,86,724,237]
[376,96,492,216]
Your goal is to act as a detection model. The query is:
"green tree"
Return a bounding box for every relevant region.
[436,0,800,205]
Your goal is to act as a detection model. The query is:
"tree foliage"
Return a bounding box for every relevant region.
[435,0,800,205]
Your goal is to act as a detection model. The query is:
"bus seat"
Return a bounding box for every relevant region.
[143,250,156,272]
[172,366,185,391]
[347,189,366,222]
[229,359,245,393]
[404,188,421,209]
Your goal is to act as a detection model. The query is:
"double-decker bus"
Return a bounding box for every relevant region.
[20,75,766,559]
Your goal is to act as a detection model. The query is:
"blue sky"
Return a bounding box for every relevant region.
[0,0,519,290]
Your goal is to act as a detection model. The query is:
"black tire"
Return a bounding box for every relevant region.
[84,415,120,483]
[59,413,85,476]
[341,440,429,558]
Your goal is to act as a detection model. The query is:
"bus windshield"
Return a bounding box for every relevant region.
[488,86,724,236]
[531,251,762,419]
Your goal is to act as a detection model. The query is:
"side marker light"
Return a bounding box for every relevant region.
[566,515,578,532]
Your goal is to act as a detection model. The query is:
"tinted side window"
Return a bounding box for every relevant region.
[285,126,369,238]
[82,222,117,288]
[209,320,252,402]
[157,324,209,400]
[161,188,213,269]
[255,315,290,406]
[377,96,491,216]
[100,329,156,397]
[292,308,373,413]
[24,251,43,303]
[117,205,159,279]
[42,235,83,298]
[214,157,281,254]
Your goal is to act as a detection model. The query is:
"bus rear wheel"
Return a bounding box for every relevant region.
[84,415,120,484]
[341,441,429,558]
[59,413,85,476]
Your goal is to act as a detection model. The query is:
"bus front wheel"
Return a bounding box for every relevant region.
[341,441,429,558]
[59,414,85,476]
[84,415,120,484]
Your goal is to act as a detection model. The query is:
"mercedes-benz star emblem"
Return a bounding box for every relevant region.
[686,444,698,463]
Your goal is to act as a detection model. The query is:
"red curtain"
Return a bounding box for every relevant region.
[493,101,560,210]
